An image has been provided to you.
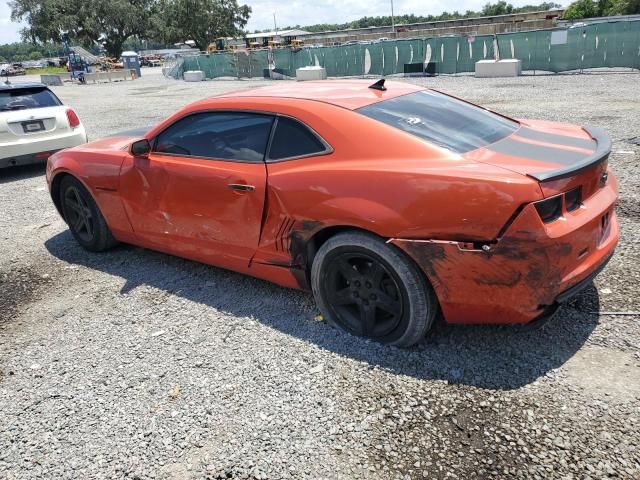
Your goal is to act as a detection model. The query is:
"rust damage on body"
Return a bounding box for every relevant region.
[392,240,449,295]
[288,220,324,290]
[258,219,324,291]
[391,233,575,325]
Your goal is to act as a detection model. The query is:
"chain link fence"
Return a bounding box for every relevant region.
[170,19,640,80]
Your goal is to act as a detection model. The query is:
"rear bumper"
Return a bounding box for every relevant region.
[0,127,87,168]
[0,150,61,168]
[391,173,619,325]
[555,252,612,304]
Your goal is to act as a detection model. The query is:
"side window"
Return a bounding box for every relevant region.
[268,117,328,161]
[154,112,274,162]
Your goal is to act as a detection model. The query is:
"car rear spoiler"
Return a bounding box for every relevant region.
[526,126,612,182]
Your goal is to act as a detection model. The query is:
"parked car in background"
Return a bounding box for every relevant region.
[0,64,26,76]
[140,55,162,67]
[11,63,26,75]
[1,82,87,168]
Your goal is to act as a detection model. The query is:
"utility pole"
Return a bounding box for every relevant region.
[390,0,395,36]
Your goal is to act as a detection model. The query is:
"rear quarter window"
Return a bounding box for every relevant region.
[267,117,329,161]
[0,87,62,111]
[357,90,519,153]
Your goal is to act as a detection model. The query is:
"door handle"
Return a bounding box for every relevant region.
[227,183,255,192]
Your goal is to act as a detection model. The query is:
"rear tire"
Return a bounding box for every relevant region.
[311,231,437,347]
[59,175,117,252]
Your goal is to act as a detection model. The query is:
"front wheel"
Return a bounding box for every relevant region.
[311,231,437,347]
[59,175,117,252]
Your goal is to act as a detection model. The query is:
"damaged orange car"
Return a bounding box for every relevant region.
[46,79,619,347]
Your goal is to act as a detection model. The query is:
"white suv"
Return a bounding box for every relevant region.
[1,82,87,168]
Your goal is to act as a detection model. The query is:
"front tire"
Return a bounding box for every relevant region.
[59,175,117,252]
[311,231,437,347]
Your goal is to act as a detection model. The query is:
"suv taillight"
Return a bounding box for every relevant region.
[66,108,80,128]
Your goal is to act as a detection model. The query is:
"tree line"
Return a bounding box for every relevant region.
[564,0,640,19]
[9,0,251,58]
[0,43,64,64]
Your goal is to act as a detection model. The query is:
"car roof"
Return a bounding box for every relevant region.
[0,82,48,91]
[215,79,425,110]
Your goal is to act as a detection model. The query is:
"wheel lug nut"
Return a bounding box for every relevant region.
[370,294,376,300]
[355,280,361,287]
[353,291,359,298]
[365,282,371,288]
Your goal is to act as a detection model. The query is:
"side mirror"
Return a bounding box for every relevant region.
[131,139,151,157]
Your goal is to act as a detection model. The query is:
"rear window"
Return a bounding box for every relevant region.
[357,90,518,153]
[0,87,62,112]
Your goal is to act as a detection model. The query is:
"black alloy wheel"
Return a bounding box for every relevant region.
[59,175,118,252]
[311,231,437,347]
[63,185,95,243]
[321,251,405,338]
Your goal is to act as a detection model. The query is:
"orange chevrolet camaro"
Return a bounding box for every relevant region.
[46,79,619,347]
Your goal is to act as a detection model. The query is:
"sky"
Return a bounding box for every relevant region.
[1,0,565,44]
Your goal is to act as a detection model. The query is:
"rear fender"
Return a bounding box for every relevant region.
[254,194,400,264]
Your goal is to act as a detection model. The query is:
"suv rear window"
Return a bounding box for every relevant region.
[0,87,62,112]
[357,90,518,153]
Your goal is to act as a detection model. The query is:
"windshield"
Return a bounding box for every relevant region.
[0,87,62,112]
[357,90,519,153]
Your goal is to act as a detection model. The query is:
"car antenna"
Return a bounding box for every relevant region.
[368,78,386,91]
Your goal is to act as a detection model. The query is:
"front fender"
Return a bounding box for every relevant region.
[47,150,134,237]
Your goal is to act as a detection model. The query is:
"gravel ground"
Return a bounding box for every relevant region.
[1,69,639,479]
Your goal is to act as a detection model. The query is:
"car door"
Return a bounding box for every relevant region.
[119,111,274,271]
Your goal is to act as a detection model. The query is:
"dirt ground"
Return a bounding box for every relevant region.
[0,69,639,479]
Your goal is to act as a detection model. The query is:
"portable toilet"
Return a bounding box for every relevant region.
[121,51,141,78]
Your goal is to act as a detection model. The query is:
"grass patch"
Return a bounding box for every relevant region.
[25,66,67,75]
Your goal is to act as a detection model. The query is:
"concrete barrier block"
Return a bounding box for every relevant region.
[40,75,64,86]
[184,70,205,82]
[296,66,327,81]
[113,71,130,81]
[83,73,97,83]
[475,59,522,78]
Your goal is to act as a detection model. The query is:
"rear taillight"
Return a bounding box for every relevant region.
[534,186,585,223]
[66,108,80,128]
[534,195,563,223]
[565,186,582,212]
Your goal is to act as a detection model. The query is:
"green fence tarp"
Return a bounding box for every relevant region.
[172,19,640,80]
[497,20,640,72]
